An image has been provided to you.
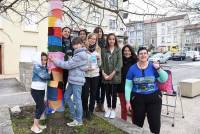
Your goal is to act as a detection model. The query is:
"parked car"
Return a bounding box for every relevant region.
[186,51,200,61]
[163,51,173,60]
[148,53,168,64]
[172,52,186,61]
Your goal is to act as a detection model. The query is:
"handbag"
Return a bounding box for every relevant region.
[157,70,173,94]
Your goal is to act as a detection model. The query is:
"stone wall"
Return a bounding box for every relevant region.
[19,62,33,92]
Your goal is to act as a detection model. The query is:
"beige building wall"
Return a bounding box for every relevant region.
[0,15,48,77]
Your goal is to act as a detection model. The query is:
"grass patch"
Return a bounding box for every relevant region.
[11,106,126,134]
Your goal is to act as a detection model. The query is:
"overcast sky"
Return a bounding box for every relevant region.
[123,0,200,23]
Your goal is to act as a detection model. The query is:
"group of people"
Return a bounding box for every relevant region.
[30,26,168,134]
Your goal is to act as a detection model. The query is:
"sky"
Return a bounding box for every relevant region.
[123,0,200,23]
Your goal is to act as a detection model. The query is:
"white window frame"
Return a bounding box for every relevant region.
[20,46,37,62]
[110,0,117,7]
[161,37,165,43]
[90,12,101,25]
[23,12,39,32]
[109,18,117,30]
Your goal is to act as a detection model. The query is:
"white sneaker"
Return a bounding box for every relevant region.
[31,126,42,133]
[67,120,83,127]
[104,109,111,118]
[110,110,116,119]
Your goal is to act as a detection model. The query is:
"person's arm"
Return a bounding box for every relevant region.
[114,49,122,73]
[125,79,133,102]
[125,68,134,102]
[157,69,168,83]
[97,53,101,67]
[33,65,51,80]
[125,68,134,111]
[52,55,87,70]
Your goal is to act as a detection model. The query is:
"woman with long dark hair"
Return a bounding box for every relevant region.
[62,27,73,89]
[78,29,87,45]
[119,45,137,121]
[93,27,106,112]
[101,33,122,119]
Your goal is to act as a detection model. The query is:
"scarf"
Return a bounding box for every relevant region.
[88,44,96,52]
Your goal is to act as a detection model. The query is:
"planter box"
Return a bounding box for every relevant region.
[179,78,200,97]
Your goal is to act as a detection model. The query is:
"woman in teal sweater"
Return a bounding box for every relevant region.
[125,47,168,134]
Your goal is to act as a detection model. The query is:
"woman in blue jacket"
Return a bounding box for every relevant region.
[125,47,168,134]
[31,52,51,133]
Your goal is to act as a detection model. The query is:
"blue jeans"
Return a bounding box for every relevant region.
[64,83,83,122]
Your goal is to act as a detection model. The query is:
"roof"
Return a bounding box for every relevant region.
[157,14,187,22]
[126,21,144,26]
[184,23,200,30]
[144,18,159,24]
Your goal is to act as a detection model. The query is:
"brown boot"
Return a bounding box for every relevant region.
[95,103,101,112]
[100,104,105,112]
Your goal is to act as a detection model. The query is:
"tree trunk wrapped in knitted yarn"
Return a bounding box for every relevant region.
[47,0,64,114]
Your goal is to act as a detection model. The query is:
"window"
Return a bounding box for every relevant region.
[90,12,100,25]
[152,39,154,44]
[167,26,172,34]
[110,0,117,7]
[130,31,135,37]
[167,36,171,43]
[23,12,38,32]
[137,31,140,37]
[161,28,165,35]
[109,19,117,29]
[20,46,37,62]
[174,36,177,43]
[161,23,165,26]
[161,37,165,43]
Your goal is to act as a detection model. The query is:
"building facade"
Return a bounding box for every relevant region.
[0,0,126,77]
[126,21,144,49]
[184,24,200,51]
[64,0,125,36]
[144,19,158,49]
[156,14,190,51]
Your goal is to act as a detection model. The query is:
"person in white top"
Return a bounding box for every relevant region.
[31,52,51,133]
[81,33,101,120]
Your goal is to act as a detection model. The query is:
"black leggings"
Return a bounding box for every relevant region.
[131,90,162,134]
[31,89,45,119]
[82,77,99,113]
[96,72,105,105]
[104,84,119,109]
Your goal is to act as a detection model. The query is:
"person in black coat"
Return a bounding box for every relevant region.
[93,27,106,112]
[62,27,73,89]
[119,45,137,120]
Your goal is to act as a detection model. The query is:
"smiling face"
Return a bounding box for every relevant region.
[62,28,70,38]
[79,31,87,41]
[108,35,115,47]
[98,29,103,39]
[88,35,97,46]
[138,49,148,62]
[41,55,48,66]
[123,47,132,58]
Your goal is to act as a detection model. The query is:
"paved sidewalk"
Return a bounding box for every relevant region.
[112,94,200,134]
[0,107,14,134]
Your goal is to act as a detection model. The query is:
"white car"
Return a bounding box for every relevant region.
[148,53,168,64]
[186,51,200,61]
